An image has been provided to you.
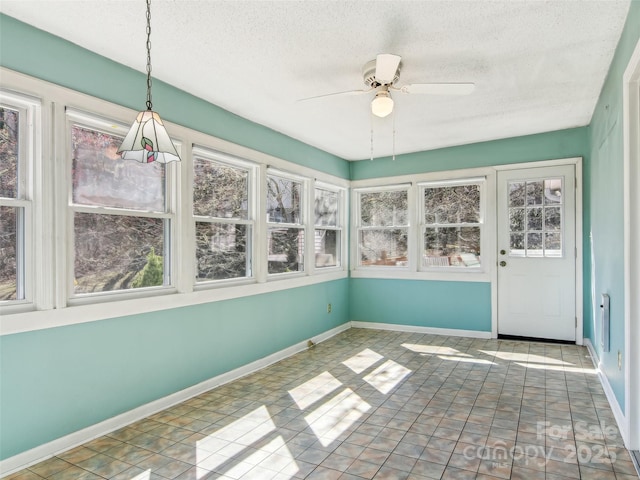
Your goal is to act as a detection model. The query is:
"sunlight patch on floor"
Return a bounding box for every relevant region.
[437,355,496,365]
[479,350,573,365]
[342,348,384,374]
[196,405,277,478]
[401,343,461,356]
[304,388,371,446]
[363,359,412,394]
[288,371,342,410]
[515,362,597,374]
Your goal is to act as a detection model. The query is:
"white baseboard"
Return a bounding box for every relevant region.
[0,323,350,477]
[584,338,630,447]
[350,321,492,339]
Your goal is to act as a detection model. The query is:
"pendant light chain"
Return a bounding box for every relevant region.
[145,0,153,111]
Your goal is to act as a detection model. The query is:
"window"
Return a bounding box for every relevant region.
[356,187,409,267]
[0,99,29,302]
[68,111,175,296]
[0,92,37,304]
[314,186,342,268]
[420,180,483,268]
[193,149,254,282]
[266,172,305,274]
[508,178,562,257]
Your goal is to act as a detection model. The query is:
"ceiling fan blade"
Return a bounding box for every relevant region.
[375,54,401,85]
[398,83,475,95]
[297,88,373,102]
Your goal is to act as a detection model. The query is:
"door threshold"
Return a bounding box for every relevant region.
[498,334,575,345]
[631,450,640,476]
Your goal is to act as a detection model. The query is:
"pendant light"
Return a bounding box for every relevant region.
[118,0,180,163]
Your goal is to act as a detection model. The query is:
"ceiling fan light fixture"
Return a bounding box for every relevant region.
[371,91,394,118]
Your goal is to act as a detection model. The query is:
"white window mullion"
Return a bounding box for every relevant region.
[306,178,316,276]
[255,165,268,283]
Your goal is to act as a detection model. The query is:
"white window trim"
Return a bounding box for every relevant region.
[418,177,486,274]
[192,146,258,286]
[352,184,411,272]
[0,90,42,315]
[64,108,179,304]
[351,169,494,282]
[312,181,346,273]
[265,170,308,278]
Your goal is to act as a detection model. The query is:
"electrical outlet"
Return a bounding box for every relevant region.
[618,350,622,370]
[327,303,332,313]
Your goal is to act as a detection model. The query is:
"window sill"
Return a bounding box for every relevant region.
[0,269,348,336]
[350,268,490,283]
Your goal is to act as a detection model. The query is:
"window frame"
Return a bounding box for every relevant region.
[353,184,412,270]
[0,90,41,314]
[312,181,346,273]
[64,108,179,305]
[265,168,308,278]
[418,177,486,272]
[191,146,257,287]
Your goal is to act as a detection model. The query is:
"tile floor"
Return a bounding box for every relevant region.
[6,328,640,480]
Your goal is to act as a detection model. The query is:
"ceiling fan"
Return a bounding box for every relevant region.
[299,54,475,118]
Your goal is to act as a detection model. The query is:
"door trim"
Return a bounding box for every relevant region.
[491,157,583,345]
[623,35,640,451]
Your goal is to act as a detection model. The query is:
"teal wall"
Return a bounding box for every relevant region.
[0,14,349,180]
[0,15,352,461]
[350,127,590,334]
[586,1,640,412]
[350,127,587,180]
[0,280,350,460]
[350,279,491,331]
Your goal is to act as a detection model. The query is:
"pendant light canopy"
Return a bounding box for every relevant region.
[118,0,180,163]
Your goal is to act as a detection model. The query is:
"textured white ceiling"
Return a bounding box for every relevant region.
[0,0,631,160]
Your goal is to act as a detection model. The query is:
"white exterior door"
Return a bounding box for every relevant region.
[497,165,576,341]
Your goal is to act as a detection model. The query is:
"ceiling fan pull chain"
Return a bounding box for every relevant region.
[392,109,396,161]
[370,110,374,161]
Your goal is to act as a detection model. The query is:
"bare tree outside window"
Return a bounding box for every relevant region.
[193,156,253,282]
[357,189,409,267]
[422,184,481,268]
[314,188,340,268]
[267,174,304,274]
[0,106,20,300]
[71,124,169,294]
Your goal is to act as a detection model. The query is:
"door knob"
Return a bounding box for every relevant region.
[499,261,507,267]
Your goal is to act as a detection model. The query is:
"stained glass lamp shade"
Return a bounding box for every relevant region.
[118,110,180,163]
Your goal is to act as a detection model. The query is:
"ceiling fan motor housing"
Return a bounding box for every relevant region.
[363,59,401,88]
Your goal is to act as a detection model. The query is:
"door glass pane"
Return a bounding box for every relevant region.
[509,178,563,257]
[508,182,525,207]
[0,107,19,199]
[72,125,166,211]
[526,181,543,206]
